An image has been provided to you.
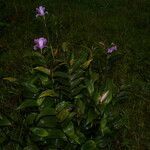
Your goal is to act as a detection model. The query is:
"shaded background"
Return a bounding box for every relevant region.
[0,0,150,149]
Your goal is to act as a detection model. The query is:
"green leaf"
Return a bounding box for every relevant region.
[31,127,49,137]
[85,72,99,97]
[56,102,74,122]
[70,70,84,81]
[100,114,111,135]
[37,97,45,106]
[76,100,85,115]
[25,113,37,125]
[62,42,69,52]
[81,140,97,150]
[47,129,66,139]
[69,53,75,66]
[86,109,97,125]
[81,59,93,69]
[63,121,74,136]
[71,77,84,89]
[63,121,80,144]
[93,91,100,105]
[53,71,68,79]
[34,66,50,75]
[22,82,39,93]
[57,109,69,122]
[3,77,17,82]
[40,98,55,108]
[23,145,39,150]
[38,107,55,118]
[95,136,107,148]
[76,131,86,144]
[56,101,70,113]
[17,100,38,110]
[86,80,94,96]
[39,75,49,86]
[70,51,88,71]
[0,117,11,126]
[100,115,107,131]
[91,72,99,82]
[39,89,58,98]
[37,116,57,128]
[72,85,85,97]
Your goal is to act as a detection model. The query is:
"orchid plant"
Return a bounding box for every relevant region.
[0,5,126,150]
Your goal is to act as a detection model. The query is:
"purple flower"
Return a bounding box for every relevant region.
[34,37,48,50]
[36,6,48,17]
[107,44,117,54]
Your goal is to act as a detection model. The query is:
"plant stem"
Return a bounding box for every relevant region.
[43,16,54,59]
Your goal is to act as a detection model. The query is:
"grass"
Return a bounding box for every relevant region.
[0,0,150,149]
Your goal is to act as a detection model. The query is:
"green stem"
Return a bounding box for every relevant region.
[43,16,54,59]
[42,16,55,91]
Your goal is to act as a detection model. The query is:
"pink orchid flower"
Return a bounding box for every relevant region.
[34,37,48,51]
[36,6,48,17]
[107,43,117,54]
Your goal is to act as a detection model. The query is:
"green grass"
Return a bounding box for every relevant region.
[0,0,150,149]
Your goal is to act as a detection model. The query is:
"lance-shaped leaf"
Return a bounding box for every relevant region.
[47,129,66,139]
[37,97,45,106]
[22,82,39,93]
[0,116,11,126]
[63,121,74,136]
[34,66,50,75]
[86,80,94,96]
[39,75,49,86]
[17,99,38,110]
[56,101,71,113]
[76,99,85,115]
[39,89,58,98]
[38,107,55,118]
[81,59,93,69]
[23,145,39,150]
[63,121,80,144]
[30,127,49,137]
[37,116,57,128]
[53,71,68,79]
[81,140,97,150]
[3,77,17,82]
[86,109,97,125]
[25,113,37,125]
[100,114,111,135]
[57,109,70,122]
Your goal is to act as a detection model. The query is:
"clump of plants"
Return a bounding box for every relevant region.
[0,5,126,150]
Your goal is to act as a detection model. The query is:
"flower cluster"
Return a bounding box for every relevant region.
[34,6,48,53]
[33,6,118,55]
